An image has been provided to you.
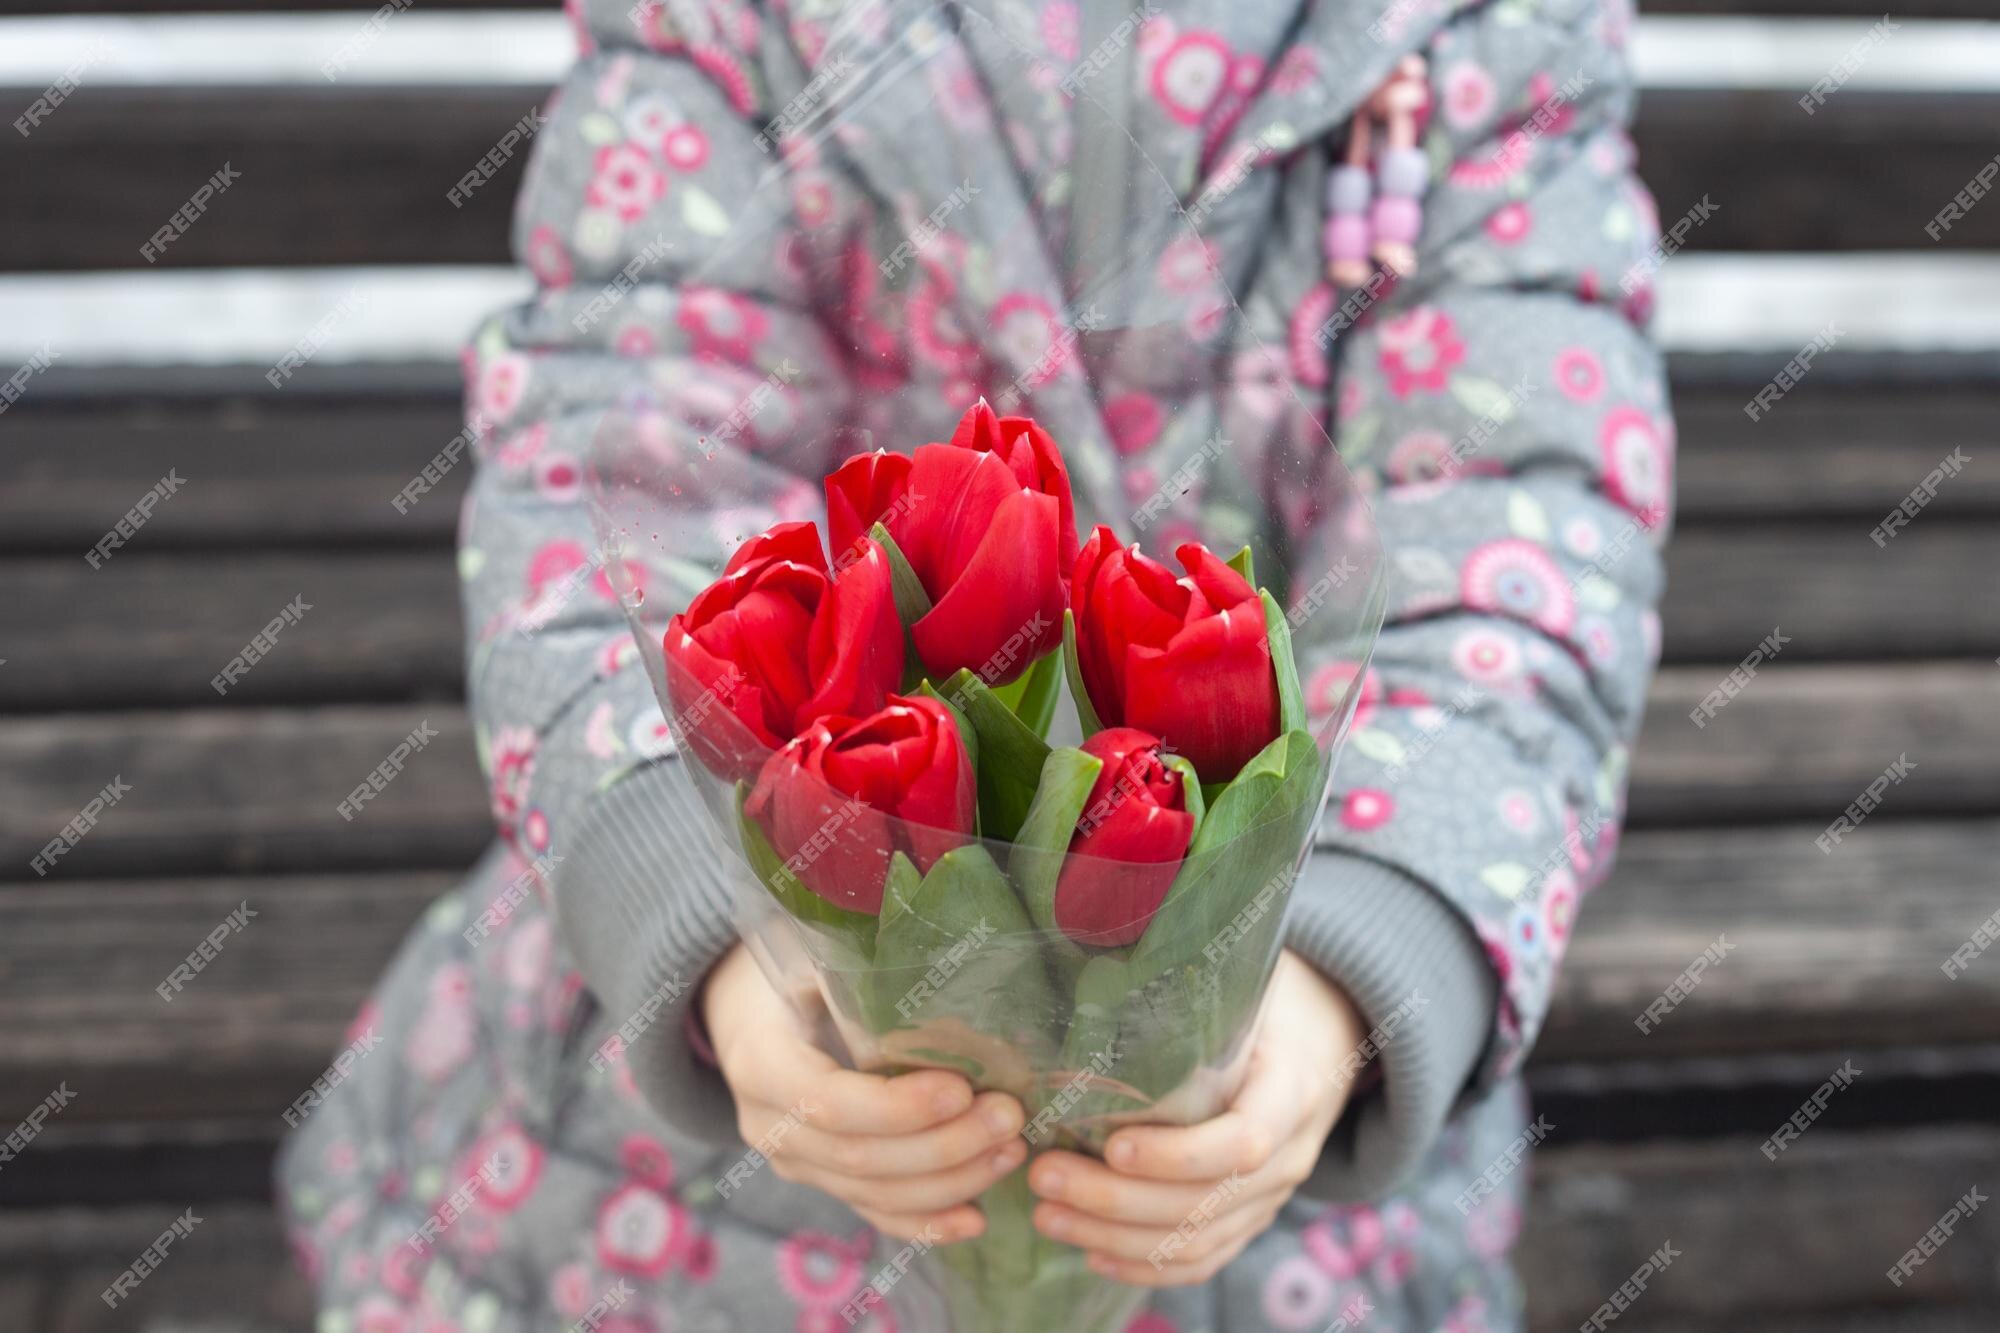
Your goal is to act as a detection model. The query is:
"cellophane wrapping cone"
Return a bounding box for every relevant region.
[581,5,1386,1327]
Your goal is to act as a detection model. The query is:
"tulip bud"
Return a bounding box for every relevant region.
[1070,527,1280,781]
[1052,728,1195,946]
[745,694,975,914]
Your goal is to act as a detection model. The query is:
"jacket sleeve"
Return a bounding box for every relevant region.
[456,3,863,1144]
[1284,0,1672,1199]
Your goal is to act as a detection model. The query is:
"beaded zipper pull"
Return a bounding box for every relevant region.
[1326,54,1431,290]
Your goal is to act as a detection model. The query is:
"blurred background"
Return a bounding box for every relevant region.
[3,2,1999,1329]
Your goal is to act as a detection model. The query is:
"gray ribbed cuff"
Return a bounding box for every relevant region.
[554,754,744,1145]
[1284,853,1498,1201]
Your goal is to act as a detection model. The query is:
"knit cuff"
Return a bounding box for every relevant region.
[1284,853,1498,1201]
[554,755,744,1145]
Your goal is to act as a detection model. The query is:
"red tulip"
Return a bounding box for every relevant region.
[663,521,903,780]
[1071,526,1279,780]
[1053,728,1195,947]
[822,401,1076,685]
[745,694,975,914]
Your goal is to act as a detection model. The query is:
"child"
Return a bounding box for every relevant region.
[278,1,1671,1328]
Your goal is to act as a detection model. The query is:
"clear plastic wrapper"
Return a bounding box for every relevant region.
[583,4,1386,1326]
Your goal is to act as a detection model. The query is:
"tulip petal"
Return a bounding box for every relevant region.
[725,520,827,577]
[1124,601,1279,781]
[1056,805,1195,946]
[802,538,904,727]
[912,488,1064,684]
[824,451,913,561]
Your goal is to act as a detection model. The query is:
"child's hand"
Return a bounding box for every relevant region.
[703,943,1029,1243]
[1026,951,1367,1286]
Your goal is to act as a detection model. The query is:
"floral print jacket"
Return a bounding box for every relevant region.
[277,1,1671,1329]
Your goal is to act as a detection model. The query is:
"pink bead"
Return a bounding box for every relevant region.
[1323,214,1371,263]
[1372,195,1423,246]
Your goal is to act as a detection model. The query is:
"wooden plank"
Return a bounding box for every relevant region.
[0,874,448,1122]
[0,84,1994,268]
[1523,1128,2000,1330]
[0,708,490,880]
[0,1204,307,1333]
[1535,818,2000,1063]
[6,818,1997,1120]
[2,663,1995,879]
[0,1130,1994,1331]
[6,512,1999,709]
[6,554,465,709]
[4,376,1996,554]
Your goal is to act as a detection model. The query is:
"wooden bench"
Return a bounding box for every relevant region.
[3,4,1998,1328]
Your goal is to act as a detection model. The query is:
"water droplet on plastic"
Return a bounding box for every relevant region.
[632,588,646,606]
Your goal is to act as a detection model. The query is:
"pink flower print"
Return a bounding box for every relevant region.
[1157,235,1218,294]
[1498,788,1541,835]
[1340,788,1395,831]
[622,92,680,144]
[685,1229,718,1282]
[550,1262,594,1318]
[1386,430,1455,485]
[357,1296,408,1333]
[777,1231,863,1308]
[1580,615,1619,668]
[629,706,677,761]
[662,124,709,171]
[535,452,583,503]
[405,995,475,1082]
[1486,201,1531,245]
[1543,867,1580,944]
[502,915,552,990]
[691,44,754,114]
[1259,1252,1336,1329]
[1461,538,1577,636]
[1442,61,1496,129]
[1136,15,1176,58]
[677,287,768,365]
[792,172,836,228]
[1273,45,1318,94]
[1125,1314,1179,1333]
[476,352,530,424]
[526,225,573,288]
[1042,1,1080,63]
[991,293,1068,387]
[1377,307,1465,399]
[1150,31,1231,126]
[1287,283,1336,388]
[492,422,548,469]
[613,324,657,359]
[628,1,685,53]
[381,1239,428,1298]
[596,1183,685,1279]
[1449,138,1526,191]
[620,1132,676,1189]
[907,283,981,377]
[1443,1293,1493,1333]
[1305,660,1381,730]
[460,1123,546,1212]
[1600,406,1672,529]
[1554,347,1605,404]
[1104,393,1163,456]
[1521,72,1576,138]
[588,144,667,222]
[1451,628,1524,687]
[488,723,537,838]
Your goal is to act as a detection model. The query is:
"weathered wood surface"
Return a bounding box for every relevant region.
[10,377,1997,555]
[5,817,1996,1119]
[4,85,1996,267]
[1,1127,1995,1331]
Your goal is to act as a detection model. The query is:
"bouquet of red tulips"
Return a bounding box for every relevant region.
[610,400,1349,1330]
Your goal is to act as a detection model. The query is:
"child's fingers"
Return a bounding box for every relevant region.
[733,1035,974,1135]
[852,1202,987,1246]
[783,1092,1024,1179]
[1102,1051,1307,1184]
[803,1134,1027,1215]
[1026,1150,1227,1226]
[1034,1189,1278,1268]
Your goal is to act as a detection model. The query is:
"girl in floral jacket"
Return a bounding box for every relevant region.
[278,1,1672,1329]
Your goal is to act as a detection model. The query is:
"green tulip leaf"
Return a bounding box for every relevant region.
[935,668,1052,843]
[734,783,877,960]
[1225,544,1255,584]
[1008,746,1103,937]
[1160,753,1205,846]
[869,521,932,691]
[1259,588,1309,738]
[988,647,1062,739]
[1061,608,1105,738]
[870,844,1050,1039]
